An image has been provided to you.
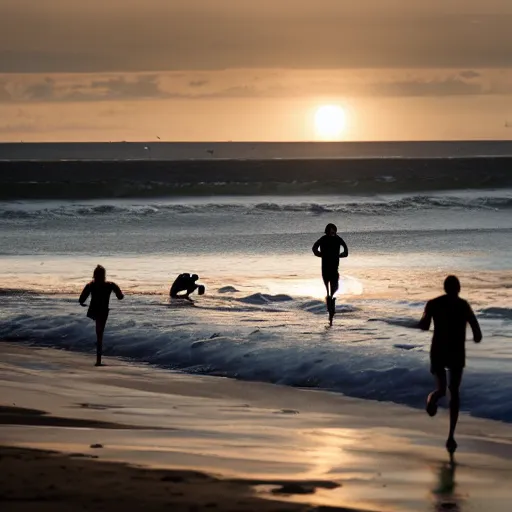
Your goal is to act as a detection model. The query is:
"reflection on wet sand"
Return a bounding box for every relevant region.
[432,456,462,512]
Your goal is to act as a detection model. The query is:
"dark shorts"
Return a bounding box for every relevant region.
[322,267,339,282]
[87,308,109,322]
[430,356,465,375]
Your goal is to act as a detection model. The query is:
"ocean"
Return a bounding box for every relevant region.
[1,142,511,423]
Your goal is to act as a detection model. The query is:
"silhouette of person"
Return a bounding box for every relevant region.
[419,275,482,454]
[169,273,205,300]
[79,265,124,366]
[312,223,349,322]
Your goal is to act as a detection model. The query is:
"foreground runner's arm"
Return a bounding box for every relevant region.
[467,303,482,342]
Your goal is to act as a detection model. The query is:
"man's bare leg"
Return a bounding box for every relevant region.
[323,279,331,307]
[446,368,463,454]
[322,279,334,325]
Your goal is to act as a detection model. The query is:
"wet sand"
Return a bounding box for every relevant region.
[1,342,512,512]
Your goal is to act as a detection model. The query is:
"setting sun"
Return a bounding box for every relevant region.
[314,105,347,140]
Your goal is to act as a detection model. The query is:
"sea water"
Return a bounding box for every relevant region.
[1,151,511,423]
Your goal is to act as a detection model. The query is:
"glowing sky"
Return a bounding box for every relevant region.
[1,0,511,141]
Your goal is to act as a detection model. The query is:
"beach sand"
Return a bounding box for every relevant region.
[1,342,512,512]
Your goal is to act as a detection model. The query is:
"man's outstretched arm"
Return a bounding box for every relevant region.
[419,302,432,331]
[312,238,322,257]
[468,305,482,343]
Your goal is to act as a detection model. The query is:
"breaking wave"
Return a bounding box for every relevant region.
[2,194,512,220]
[1,291,511,423]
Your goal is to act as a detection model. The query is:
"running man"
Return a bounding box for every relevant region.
[79,265,124,366]
[419,275,482,454]
[169,273,205,300]
[312,223,349,323]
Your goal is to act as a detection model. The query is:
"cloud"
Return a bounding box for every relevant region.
[189,80,209,88]
[0,68,511,105]
[23,78,57,101]
[89,75,168,99]
[5,75,170,103]
[459,70,481,80]
[371,77,484,97]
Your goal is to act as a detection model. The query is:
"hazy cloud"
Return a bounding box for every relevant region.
[459,70,481,80]
[1,1,512,72]
[1,68,511,104]
[189,80,209,88]
[89,75,167,99]
[372,77,484,97]
[5,75,169,103]
[23,78,57,101]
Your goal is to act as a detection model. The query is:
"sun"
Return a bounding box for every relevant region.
[314,105,347,140]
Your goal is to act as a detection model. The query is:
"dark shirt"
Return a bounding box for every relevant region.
[312,235,349,268]
[170,274,197,297]
[420,294,482,367]
[79,281,123,316]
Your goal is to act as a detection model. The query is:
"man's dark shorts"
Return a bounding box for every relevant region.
[430,354,465,376]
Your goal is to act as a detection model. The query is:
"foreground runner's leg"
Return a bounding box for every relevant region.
[426,368,447,417]
[446,367,463,454]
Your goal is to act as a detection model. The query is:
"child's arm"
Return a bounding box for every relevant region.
[112,283,124,300]
[79,283,91,306]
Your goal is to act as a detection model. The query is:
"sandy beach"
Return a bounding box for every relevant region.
[1,342,512,512]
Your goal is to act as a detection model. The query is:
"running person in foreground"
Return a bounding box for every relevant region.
[419,275,482,455]
[169,273,205,301]
[312,223,349,325]
[79,265,124,366]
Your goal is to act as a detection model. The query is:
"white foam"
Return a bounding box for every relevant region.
[1,293,511,423]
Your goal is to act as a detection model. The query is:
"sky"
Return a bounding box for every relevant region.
[1,0,511,141]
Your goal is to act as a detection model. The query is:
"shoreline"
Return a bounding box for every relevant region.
[2,342,512,511]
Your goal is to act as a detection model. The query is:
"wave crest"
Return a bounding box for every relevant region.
[2,194,512,220]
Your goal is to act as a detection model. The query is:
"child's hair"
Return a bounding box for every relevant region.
[325,223,337,234]
[93,265,106,282]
